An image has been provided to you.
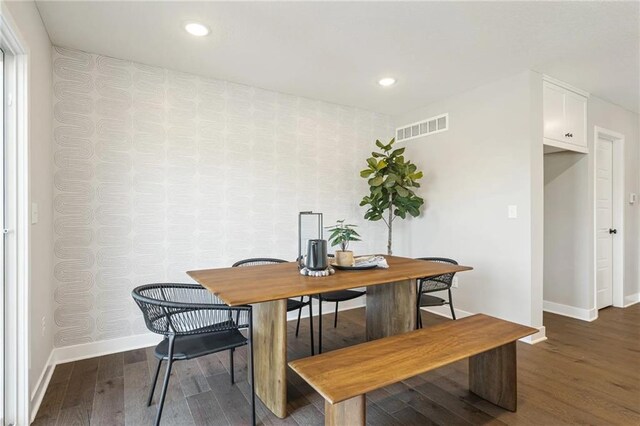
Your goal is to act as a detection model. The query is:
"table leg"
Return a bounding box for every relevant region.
[252,299,288,418]
[324,395,365,426]
[469,341,517,411]
[365,279,416,341]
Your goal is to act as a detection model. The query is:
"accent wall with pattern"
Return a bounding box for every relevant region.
[52,47,393,347]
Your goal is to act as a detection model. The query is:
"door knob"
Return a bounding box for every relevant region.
[609,228,617,234]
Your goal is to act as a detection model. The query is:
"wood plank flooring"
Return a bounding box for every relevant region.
[33,305,640,425]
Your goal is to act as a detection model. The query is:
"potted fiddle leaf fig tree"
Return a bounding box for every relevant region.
[360,138,424,255]
[326,219,361,266]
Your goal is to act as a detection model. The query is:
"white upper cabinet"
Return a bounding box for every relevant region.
[543,79,588,153]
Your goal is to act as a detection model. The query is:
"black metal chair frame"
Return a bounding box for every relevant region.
[314,289,365,354]
[415,257,459,328]
[232,258,315,356]
[132,283,255,426]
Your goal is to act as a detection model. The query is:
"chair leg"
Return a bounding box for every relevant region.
[154,335,175,426]
[334,301,339,328]
[318,295,323,354]
[229,348,235,384]
[448,289,456,320]
[416,292,423,329]
[295,303,303,337]
[308,298,315,356]
[147,357,163,406]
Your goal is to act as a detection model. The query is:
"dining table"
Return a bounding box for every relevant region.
[187,255,472,418]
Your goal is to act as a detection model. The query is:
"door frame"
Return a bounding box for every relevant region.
[1,10,31,426]
[593,126,625,311]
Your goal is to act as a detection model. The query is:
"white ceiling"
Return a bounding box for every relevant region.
[35,1,640,115]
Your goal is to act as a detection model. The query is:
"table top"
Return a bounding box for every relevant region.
[187,255,472,306]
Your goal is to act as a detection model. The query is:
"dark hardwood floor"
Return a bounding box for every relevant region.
[33,304,640,425]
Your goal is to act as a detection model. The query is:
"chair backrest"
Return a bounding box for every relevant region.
[132,283,250,336]
[232,258,287,267]
[415,257,459,291]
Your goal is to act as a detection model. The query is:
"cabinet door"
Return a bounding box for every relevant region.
[564,92,587,148]
[543,83,565,143]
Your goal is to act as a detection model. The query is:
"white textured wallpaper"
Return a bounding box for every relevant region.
[52,47,393,347]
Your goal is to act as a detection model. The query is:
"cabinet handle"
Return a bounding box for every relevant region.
[564,133,573,138]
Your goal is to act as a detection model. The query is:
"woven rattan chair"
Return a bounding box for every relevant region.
[132,283,255,426]
[415,257,459,328]
[232,258,315,355]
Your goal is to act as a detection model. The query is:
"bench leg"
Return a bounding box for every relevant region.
[469,341,517,411]
[324,395,365,426]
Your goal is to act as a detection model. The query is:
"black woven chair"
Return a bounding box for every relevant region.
[232,258,315,355]
[415,257,459,328]
[313,290,365,354]
[132,283,255,426]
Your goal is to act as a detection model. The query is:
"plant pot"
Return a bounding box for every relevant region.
[335,250,354,267]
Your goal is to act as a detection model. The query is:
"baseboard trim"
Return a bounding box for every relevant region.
[520,326,547,345]
[422,305,474,319]
[543,300,597,322]
[29,350,55,422]
[623,292,640,307]
[52,332,164,365]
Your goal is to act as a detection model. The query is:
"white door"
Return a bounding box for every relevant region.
[595,137,614,309]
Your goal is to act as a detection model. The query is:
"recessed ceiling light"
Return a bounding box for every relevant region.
[184,22,210,37]
[378,77,397,87]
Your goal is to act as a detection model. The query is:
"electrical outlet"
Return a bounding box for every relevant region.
[452,276,459,288]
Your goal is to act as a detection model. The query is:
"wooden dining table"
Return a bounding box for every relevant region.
[187,255,472,418]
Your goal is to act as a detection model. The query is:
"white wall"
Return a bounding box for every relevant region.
[394,71,544,333]
[587,97,640,306]
[543,152,590,310]
[51,47,392,347]
[2,0,55,399]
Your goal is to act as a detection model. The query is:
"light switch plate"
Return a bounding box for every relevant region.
[630,193,637,205]
[508,205,518,219]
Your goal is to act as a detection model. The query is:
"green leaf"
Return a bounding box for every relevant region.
[366,158,377,168]
[396,186,409,197]
[360,169,374,178]
[376,160,387,170]
[369,176,384,186]
[384,174,398,187]
[391,148,405,157]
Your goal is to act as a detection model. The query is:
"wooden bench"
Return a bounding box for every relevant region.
[288,314,537,426]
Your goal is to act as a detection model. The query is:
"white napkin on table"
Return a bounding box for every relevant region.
[354,255,389,268]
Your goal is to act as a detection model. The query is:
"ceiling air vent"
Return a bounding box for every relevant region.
[396,113,448,142]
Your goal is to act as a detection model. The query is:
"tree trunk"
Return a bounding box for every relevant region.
[387,202,393,255]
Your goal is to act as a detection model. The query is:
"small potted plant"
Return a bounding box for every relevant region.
[326,219,361,266]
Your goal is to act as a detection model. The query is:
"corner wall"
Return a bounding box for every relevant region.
[394,71,544,335]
